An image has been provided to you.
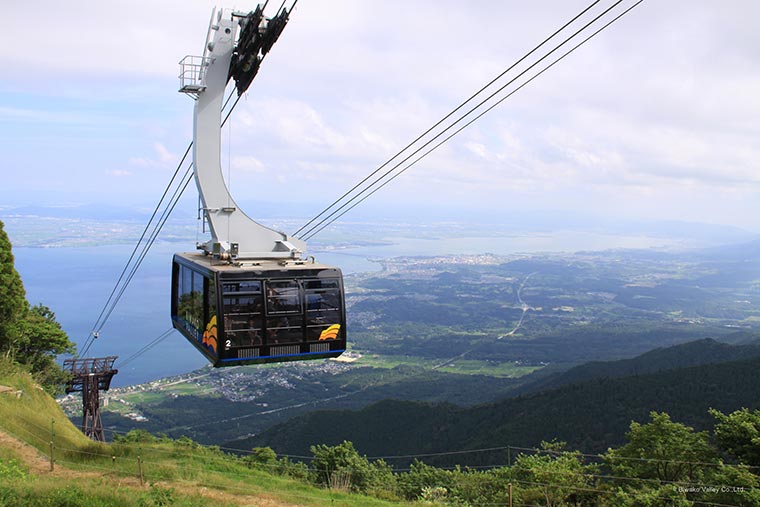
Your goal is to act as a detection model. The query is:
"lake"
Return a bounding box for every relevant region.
[12,229,690,386]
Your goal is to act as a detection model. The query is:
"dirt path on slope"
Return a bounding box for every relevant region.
[0,429,309,506]
[0,428,52,474]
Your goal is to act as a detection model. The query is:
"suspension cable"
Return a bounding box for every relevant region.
[83,171,196,356]
[302,1,643,242]
[79,143,192,356]
[293,0,604,238]
[80,3,290,360]
[295,0,622,240]
[80,92,239,357]
[296,0,641,241]
[117,328,175,369]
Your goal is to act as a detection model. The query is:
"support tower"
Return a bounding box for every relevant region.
[64,356,118,442]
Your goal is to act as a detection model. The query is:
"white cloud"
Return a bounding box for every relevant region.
[231,156,265,173]
[128,157,151,168]
[126,142,182,171]
[465,142,489,159]
[3,0,760,230]
[107,169,132,177]
[154,143,176,164]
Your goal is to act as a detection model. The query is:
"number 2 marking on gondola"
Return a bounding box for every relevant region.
[225,340,231,350]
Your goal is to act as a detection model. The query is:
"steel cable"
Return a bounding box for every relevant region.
[302,0,643,242]
[296,0,641,241]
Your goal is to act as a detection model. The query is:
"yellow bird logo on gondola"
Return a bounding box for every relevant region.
[319,324,341,341]
[203,315,218,352]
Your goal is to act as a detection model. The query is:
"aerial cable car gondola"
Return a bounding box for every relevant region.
[171,5,346,366]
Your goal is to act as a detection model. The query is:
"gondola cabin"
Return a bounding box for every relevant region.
[171,253,346,366]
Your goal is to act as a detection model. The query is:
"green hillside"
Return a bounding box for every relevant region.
[247,341,760,464]
[0,359,92,457]
[0,358,406,507]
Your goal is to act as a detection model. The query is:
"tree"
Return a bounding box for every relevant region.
[511,441,599,507]
[0,220,27,349]
[397,459,455,501]
[606,412,716,484]
[453,467,516,507]
[604,411,760,506]
[0,220,75,392]
[247,446,277,469]
[711,408,760,467]
[309,440,393,494]
[11,304,73,361]
[607,484,692,507]
[701,463,760,507]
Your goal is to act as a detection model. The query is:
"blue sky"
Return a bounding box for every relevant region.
[2,0,760,232]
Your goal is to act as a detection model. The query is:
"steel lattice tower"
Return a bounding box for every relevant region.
[63,356,118,442]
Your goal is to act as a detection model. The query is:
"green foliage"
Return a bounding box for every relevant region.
[418,485,468,506]
[607,484,692,507]
[242,446,311,481]
[310,440,371,492]
[600,411,760,506]
[0,459,27,480]
[5,401,760,507]
[273,456,311,481]
[0,221,26,347]
[309,440,397,496]
[700,463,760,507]
[138,485,176,507]
[364,459,398,500]
[174,435,201,448]
[453,467,515,507]
[0,221,75,393]
[113,430,160,444]
[606,412,716,483]
[0,481,231,507]
[511,441,597,507]
[14,304,74,357]
[711,407,760,467]
[246,446,277,468]
[397,460,455,500]
[14,306,74,394]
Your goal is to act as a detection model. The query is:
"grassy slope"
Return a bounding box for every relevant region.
[0,359,405,507]
[0,359,92,455]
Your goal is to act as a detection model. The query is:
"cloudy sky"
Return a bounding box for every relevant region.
[2,0,759,232]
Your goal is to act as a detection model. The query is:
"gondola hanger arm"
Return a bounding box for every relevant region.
[179,6,305,261]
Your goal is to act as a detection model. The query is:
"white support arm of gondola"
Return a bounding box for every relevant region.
[185,7,306,260]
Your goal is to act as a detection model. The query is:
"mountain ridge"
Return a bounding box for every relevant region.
[512,334,760,396]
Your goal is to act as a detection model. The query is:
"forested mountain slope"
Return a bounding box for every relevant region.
[247,341,760,464]
[513,334,760,395]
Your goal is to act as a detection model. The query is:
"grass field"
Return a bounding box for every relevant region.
[356,353,541,378]
[0,358,408,507]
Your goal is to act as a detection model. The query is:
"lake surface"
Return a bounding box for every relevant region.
[13,230,689,386]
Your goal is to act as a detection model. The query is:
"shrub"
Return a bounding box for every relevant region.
[0,459,26,480]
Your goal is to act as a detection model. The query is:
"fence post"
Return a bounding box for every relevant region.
[508,482,513,507]
[49,419,55,472]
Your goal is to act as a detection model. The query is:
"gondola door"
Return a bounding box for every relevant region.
[264,279,304,356]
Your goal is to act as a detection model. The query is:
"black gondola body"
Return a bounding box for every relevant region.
[171,253,346,366]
